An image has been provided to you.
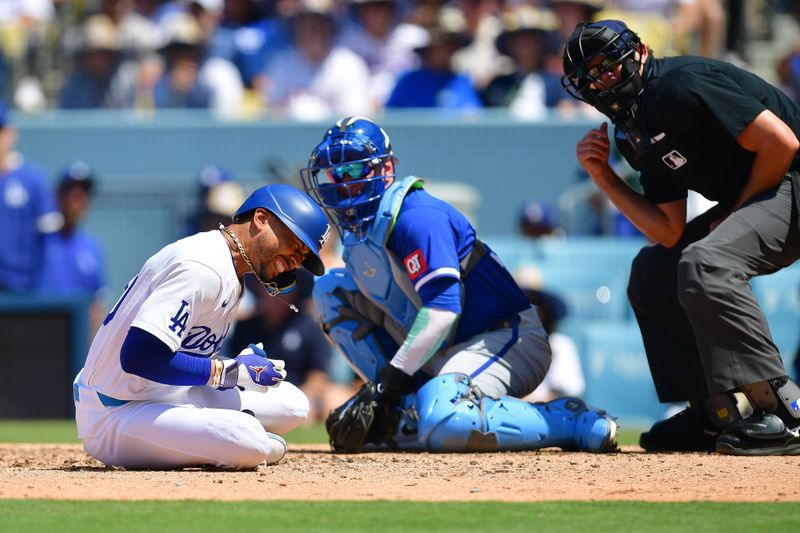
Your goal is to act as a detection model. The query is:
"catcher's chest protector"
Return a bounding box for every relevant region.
[342,177,424,331]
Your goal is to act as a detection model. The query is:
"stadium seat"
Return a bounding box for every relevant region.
[751,264,800,371]
[560,318,666,429]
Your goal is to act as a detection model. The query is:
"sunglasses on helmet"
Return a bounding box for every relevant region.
[323,162,374,184]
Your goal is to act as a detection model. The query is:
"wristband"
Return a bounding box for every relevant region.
[209,359,223,388]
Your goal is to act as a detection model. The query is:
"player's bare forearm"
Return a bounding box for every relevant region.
[734,109,799,210]
[594,172,686,247]
[577,123,684,246]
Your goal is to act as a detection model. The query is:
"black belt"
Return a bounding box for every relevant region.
[488,313,521,332]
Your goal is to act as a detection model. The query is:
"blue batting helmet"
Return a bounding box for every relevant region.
[300,116,394,239]
[234,184,330,276]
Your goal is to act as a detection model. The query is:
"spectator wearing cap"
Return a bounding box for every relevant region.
[209,0,289,91]
[96,0,163,58]
[519,198,562,238]
[0,104,62,292]
[385,8,482,109]
[40,162,108,334]
[482,4,567,120]
[183,164,245,235]
[260,0,371,120]
[542,0,604,78]
[339,0,428,109]
[450,0,509,92]
[116,11,244,114]
[58,14,126,109]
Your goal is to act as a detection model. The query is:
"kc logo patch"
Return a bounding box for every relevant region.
[662,150,687,170]
[404,249,427,280]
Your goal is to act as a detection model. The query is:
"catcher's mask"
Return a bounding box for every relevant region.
[562,20,650,148]
[301,116,395,242]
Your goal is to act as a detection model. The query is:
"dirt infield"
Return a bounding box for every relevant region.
[2,444,799,502]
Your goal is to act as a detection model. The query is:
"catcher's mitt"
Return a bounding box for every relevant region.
[325,381,399,453]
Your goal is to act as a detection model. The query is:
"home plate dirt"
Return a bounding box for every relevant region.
[1,444,799,502]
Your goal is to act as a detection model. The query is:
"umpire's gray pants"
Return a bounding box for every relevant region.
[628,175,800,401]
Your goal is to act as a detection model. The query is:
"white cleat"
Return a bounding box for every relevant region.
[264,432,287,465]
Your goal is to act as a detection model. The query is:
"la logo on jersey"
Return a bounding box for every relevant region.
[169,300,190,337]
[403,249,427,280]
[169,299,229,353]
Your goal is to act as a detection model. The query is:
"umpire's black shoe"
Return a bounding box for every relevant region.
[639,407,718,452]
[716,411,800,456]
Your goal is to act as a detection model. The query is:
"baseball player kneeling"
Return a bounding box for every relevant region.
[301,117,619,454]
[73,184,330,469]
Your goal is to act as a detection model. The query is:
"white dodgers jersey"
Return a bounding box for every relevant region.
[77,230,243,401]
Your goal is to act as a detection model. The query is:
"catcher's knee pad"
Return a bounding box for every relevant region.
[312,269,391,381]
[532,397,618,453]
[414,373,549,452]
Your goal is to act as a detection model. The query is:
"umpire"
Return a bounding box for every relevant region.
[562,19,800,455]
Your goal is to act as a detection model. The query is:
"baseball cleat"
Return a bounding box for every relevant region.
[716,411,800,456]
[639,406,718,452]
[264,432,288,465]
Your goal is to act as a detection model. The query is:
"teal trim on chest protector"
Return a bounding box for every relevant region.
[367,176,425,245]
[342,176,425,330]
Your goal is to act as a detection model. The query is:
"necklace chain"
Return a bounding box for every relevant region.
[219,224,280,297]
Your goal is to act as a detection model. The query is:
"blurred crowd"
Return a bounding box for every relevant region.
[0,0,796,121]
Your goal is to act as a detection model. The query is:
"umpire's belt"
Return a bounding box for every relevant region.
[73,384,131,407]
[488,313,521,332]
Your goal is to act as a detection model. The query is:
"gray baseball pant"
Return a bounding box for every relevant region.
[627,174,800,402]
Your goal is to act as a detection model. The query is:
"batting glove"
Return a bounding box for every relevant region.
[218,343,287,392]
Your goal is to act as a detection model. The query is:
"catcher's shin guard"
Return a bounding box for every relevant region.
[532,397,619,453]
[312,269,392,381]
[415,373,550,452]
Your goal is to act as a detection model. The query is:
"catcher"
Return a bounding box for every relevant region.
[301,116,619,453]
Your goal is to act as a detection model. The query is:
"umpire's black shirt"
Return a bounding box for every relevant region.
[616,55,800,211]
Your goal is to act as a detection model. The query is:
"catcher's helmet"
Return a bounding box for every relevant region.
[300,116,395,240]
[561,20,644,125]
[234,184,330,277]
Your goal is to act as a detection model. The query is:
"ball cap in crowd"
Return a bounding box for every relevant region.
[519,199,557,231]
[58,160,95,193]
[234,184,329,276]
[198,164,234,195]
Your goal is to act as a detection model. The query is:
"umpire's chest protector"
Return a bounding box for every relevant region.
[342,177,424,330]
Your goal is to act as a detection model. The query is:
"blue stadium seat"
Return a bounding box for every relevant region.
[560,318,666,429]
[484,236,645,321]
[483,236,544,274]
[536,236,646,272]
[535,262,630,320]
[751,264,800,371]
